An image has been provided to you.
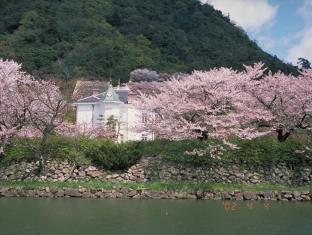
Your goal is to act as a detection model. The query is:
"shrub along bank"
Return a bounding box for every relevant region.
[2,135,312,171]
[136,136,312,166]
[3,137,142,170]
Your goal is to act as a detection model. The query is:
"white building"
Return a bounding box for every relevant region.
[73,82,153,142]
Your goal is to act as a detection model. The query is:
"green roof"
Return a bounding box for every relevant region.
[102,84,120,102]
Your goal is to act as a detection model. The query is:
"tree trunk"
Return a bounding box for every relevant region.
[0,136,9,159]
[38,130,50,176]
[0,146,4,159]
[38,155,47,176]
[276,128,291,142]
[64,162,76,182]
[197,130,209,140]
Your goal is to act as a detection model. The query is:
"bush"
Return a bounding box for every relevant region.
[2,138,40,164]
[84,139,141,170]
[231,135,312,165]
[134,139,172,157]
[47,136,91,166]
[2,135,311,169]
[2,136,141,170]
[135,139,230,166]
[134,136,312,166]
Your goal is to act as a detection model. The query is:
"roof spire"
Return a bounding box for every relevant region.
[102,82,120,102]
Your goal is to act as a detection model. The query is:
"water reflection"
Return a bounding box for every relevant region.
[263,201,270,210]
[221,201,272,212]
[0,198,311,235]
[222,201,237,212]
[247,201,254,210]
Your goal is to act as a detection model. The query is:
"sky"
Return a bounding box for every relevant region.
[201,0,312,66]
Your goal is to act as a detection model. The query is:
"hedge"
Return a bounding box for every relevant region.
[2,135,312,170]
[3,136,141,170]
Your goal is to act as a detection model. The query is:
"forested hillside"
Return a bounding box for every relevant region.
[0,0,296,82]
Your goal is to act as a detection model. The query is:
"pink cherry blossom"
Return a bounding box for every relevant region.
[134,63,312,142]
[242,67,312,141]
[56,123,115,138]
[0,59,34,157]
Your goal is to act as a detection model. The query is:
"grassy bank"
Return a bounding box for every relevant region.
[0,180,310,192]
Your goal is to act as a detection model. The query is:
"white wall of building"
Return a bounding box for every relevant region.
[75,99,154,142]
[76,104,94,124]
[126,105,154,141]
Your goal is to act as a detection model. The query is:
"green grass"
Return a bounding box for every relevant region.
[0,180,310,192]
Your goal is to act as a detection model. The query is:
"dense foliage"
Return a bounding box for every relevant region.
[138,136,312,166]
[83,138,142,170]
[3,136,311,169]
[0,0,296,83]
[3,136,142,171]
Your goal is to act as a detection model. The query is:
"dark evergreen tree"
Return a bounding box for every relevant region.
[0,0,297,83]
[297,58,311,69]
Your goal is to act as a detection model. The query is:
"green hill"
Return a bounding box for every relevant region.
[0,0,296,83]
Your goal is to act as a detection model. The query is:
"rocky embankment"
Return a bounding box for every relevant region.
[1,157,311,201]
[0,186,311,201]
[0,157,311,185]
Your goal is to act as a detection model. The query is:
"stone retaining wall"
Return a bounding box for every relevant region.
[0,187,311,201]
[145,158,311,185]
[0,157,311,185]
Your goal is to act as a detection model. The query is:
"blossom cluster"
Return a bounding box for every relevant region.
[134,62,312,142]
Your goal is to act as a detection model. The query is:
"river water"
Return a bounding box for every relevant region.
[0,198,311,235]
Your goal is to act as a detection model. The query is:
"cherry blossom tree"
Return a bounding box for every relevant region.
[242,66,312,141]
[56,123,115,138]
[25,80,68,173]
[0,61,64,166]
[0,59,116,172]
[130,68,170,82]
[134,64,272,141]
[130,69,160,82]
[129,81,162,97]
[0,59,35,157]
[135,63,312,142]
